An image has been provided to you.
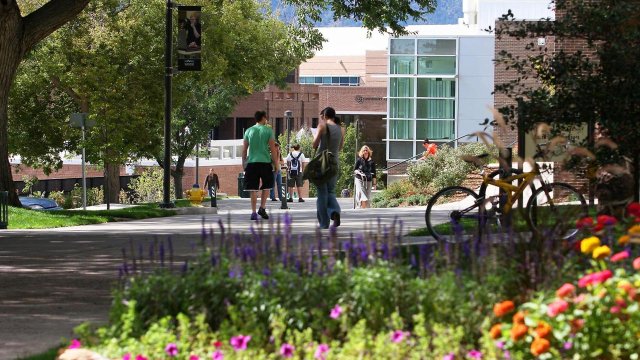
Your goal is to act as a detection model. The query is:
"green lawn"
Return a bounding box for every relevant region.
[6,204,175,229]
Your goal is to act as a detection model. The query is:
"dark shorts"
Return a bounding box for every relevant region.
[287,172,304,187]
[244,162,274,191]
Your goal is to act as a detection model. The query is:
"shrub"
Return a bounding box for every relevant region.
[129,168,175,204]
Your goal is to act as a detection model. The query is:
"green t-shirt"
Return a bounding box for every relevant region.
[244,123,274,163]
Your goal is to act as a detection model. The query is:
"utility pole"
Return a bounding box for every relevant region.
[161,0,175,208]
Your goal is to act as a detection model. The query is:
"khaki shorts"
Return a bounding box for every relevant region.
[287,172,304,187]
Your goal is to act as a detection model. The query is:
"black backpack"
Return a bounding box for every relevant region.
[289,152,302,176]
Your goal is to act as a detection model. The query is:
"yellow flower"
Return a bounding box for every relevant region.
[593,245,612,260]
[581,236,601,254]
[618,235,630,246]
[629,225,640,235]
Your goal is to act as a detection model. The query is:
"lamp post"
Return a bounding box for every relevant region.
[160,0,175,208]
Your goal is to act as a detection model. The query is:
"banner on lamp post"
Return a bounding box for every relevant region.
[177,6,202,71]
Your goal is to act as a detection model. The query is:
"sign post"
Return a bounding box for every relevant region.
[70,112,95,210]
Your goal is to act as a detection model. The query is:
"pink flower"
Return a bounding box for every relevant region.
[189,356,200,360]
[547,299,569,317]
[280,343,295,358]
[230,335,251,351]
[391,330,408,343]
[68,339,81,349]
[330,304,343,319]
[443,353,455,360]
[122,354,131,360]
[578,269,613,287]
[165,343,178,357]
[467,349,483,359]
[611,250,630,262]
[633,257,640,270]
[314,344,329,360]
[212,351,224,360]
[135,356,148,360]
[556,283,575,298]
[610,306,621,314]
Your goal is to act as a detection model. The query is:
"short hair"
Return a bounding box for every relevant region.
[358,145,372,158]
[254,111,267,122]
[423,138,430,144]
[292,144,300,150]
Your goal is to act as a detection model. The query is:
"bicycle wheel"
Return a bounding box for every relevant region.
[426,186,480,243]
[526,182,588,239]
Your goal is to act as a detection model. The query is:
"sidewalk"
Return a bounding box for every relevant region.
[0,198,429,360]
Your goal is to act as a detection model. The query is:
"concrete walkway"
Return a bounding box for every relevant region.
[0,198,430,360]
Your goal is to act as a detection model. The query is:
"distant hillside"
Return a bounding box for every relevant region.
[271,0,462,27]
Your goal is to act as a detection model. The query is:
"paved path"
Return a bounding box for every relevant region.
[0,198,429,360]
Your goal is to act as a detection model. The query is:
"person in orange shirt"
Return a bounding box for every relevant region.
[419,138,437,160]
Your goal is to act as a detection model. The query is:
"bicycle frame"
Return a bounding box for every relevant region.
[482,169,538,214]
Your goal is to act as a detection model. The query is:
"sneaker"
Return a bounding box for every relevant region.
[331,212,341,227]
[258,207,269,219]
[298,198,305,203]
[287,198,293,203]
[250,212,258,221]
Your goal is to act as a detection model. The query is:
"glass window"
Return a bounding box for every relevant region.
[390,99,414,119]
[416,99,455,119]
[417,39,456,55]
[339,77,348,85]
[417,56,456,75]
[390,39,414,54]
[389,141,414,160]
[322,77,331,85]
[416,120,455,141]
[389,119,414,140]
[390,78,414,97]
[417,78,455,97]
[390,56,415,75]
[315,76,322,84]
[350,77,359,86]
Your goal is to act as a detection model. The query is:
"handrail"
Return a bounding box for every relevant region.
[383,132,480,172]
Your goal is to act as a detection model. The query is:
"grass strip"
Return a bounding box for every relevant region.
[7,205,175,229]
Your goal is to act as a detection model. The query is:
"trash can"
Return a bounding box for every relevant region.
[237,172,249,198]
[0,191,8,230]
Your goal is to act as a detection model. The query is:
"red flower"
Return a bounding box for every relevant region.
[627,202,640,217]
[576,217,594,229]
[597,214,618,226]
[556,283,575,298]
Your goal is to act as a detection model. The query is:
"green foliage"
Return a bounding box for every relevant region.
[20,175,39,195]
[127,168,175,204]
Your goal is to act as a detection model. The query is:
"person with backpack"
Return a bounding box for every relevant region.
[285,144,307,202]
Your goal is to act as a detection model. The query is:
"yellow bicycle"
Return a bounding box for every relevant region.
[425,155,588,242]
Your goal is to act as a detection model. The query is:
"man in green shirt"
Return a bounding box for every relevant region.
[242,110,279,220]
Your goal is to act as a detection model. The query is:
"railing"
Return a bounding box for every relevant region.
[0,191,8,230]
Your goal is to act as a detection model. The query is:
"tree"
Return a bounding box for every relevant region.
[0,0,90,206]
[493,0,640,200]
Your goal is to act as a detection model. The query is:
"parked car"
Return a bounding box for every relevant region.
[19,196,63,211]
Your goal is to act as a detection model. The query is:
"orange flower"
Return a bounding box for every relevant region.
[510,323,528,341]
[535,322,552,338]
[493,300,515,317]
[490,323,502,339]
[513,311,526,324]
[618,235,630,246]
[531,337,551,356]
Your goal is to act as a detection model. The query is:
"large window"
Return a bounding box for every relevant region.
[299,76,359,86]
[387,38,457,160]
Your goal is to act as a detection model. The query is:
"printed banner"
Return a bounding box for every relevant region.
[177,6,202,71]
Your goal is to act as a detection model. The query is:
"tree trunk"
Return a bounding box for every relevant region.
[173,157,186,199]
[0,0,89,206]
[104,162,120,204]
[0,3,23,206]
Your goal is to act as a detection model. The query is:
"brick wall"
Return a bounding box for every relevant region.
[318,86,386,113]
